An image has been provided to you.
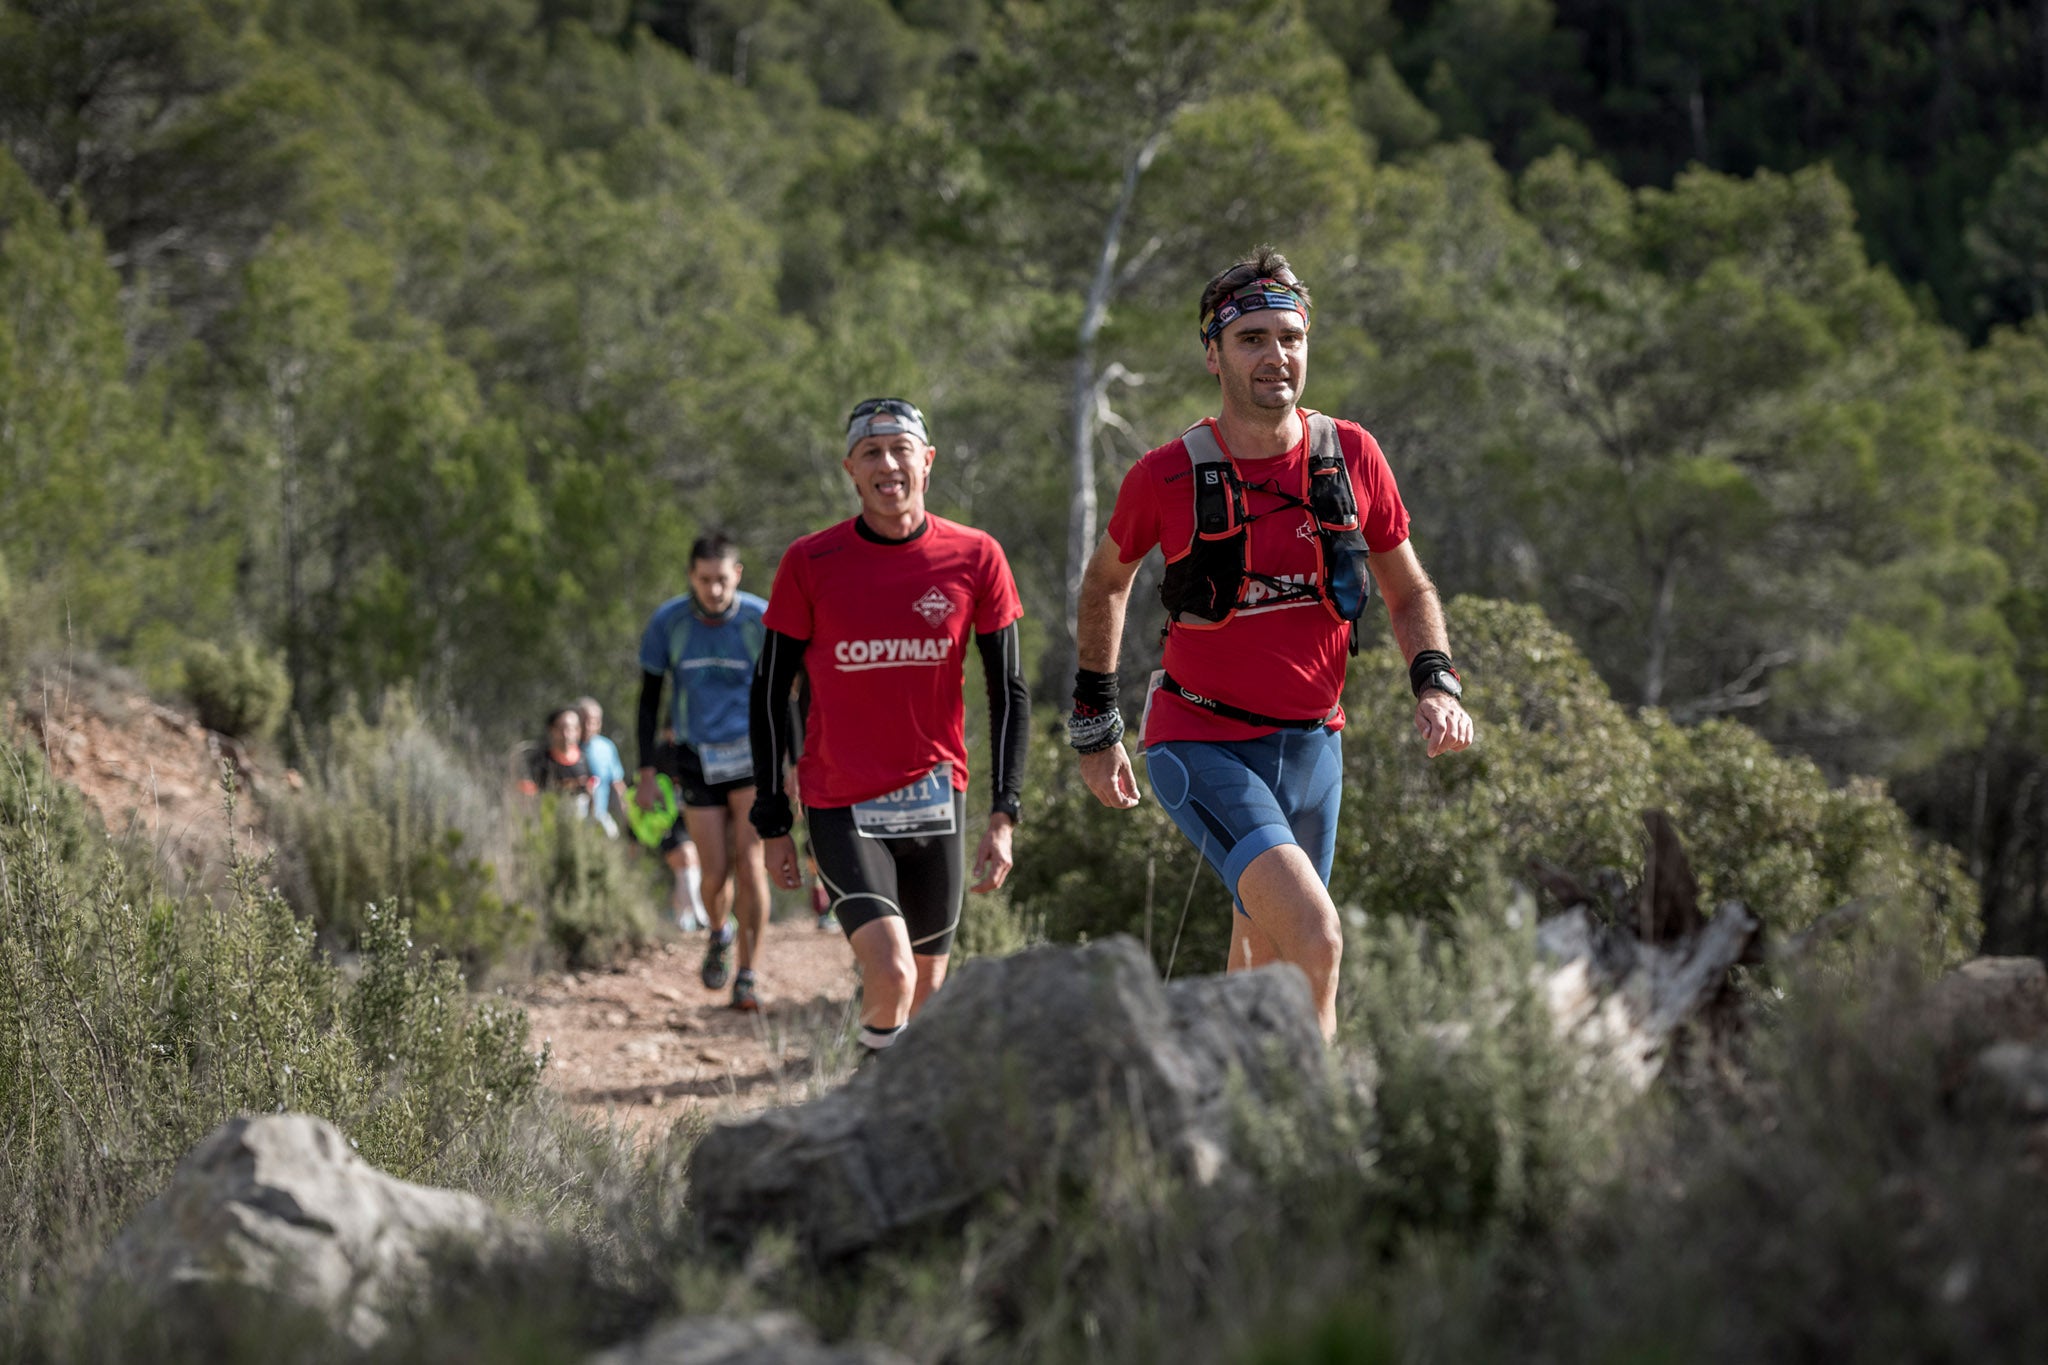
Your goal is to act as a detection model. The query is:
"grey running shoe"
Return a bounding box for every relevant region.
[700,929,732,990]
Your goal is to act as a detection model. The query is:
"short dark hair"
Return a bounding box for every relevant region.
[1198,247,1312,337]
[689,531,740,567]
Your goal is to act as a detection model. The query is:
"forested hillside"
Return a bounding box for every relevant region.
[5,0,2048,945]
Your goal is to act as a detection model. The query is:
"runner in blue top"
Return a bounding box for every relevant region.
[636,532,773,1011]
[575,696,627,838]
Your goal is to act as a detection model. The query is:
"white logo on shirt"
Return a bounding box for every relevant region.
[912,587,956,628]
[834,637,956,671]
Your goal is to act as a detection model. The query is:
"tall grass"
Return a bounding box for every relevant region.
[0,738,555,1355]
[266,695,654,975]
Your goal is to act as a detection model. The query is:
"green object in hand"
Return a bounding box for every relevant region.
[624,774,680,848]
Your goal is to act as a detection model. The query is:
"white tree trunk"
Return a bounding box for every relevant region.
[1062,128,1168,679]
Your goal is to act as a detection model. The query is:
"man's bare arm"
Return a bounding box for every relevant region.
[1077,534,1143,674]
[1368,540,1473,757]
[1074,533,1146,808]
[1368,540,1450,664]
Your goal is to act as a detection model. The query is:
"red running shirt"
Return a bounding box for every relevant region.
[1106,412,1411,746]
[764,515,1024,808]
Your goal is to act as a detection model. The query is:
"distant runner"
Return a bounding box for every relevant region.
[749,397,1029,1062]
[520,706,594,812]
[1072,248,1473,1040]
[575,695,627,838]
[637,533,773,1011]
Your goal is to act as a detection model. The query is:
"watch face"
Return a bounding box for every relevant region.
[1426,671,1462,700]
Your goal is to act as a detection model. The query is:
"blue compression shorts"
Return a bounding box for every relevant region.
[1143,728,1343,913]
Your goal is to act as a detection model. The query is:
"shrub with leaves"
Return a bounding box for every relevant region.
[519,792,652,969]
[180,639,292,741]
[1019,597,1979,973]
[0,740,546,1340]
[269,696,524,966]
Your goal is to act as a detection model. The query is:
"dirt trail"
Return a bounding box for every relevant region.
[519,921,860,1139]
[9,670,856,1141]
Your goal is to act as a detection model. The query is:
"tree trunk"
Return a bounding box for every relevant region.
[1642,551,1678,708]
[1061,127,1168,683]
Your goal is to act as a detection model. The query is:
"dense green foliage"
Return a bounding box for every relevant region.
[4,0,2045,946]
[3,8,2047,1354]
[1013,597,1979,975]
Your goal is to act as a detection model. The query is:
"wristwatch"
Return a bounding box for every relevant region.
[1419,669,1463,702]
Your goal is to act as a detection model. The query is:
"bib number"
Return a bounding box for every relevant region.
[852,764,956,839]
[698,738,753,785]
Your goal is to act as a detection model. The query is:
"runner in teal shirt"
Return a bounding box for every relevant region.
[635,533,773,1011]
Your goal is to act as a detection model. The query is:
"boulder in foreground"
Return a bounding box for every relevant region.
[689,935,1327,1260]
[95,1113,543,1347]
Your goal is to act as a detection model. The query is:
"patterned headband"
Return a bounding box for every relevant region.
[1199,277,1311,344]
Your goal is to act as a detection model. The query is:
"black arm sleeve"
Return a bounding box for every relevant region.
[748,628,809,838]
[976,621,1030,821]
[636,670,665,772]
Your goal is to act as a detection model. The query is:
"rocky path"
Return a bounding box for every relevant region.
[519,918,861,1140]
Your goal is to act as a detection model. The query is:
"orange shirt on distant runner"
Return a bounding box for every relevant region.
[1106,412,1411,746]
[764,515,1023,808]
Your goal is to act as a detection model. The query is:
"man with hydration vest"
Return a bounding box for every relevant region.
[1071,247,1474,1041]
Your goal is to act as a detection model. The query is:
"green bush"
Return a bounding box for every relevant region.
[520,792,653,969]
[1337,598,1977,966]
[0,738,546,1347]
[180,639,292,742]
[1018,597,1980,973]
[268,697,541,973]
[266,694,657,975]
[1397,958,2048,1364]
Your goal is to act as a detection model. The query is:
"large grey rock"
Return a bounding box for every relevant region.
[689,936,1325,1260]
[587,1311,912,1364]
[96,1113,541,1347]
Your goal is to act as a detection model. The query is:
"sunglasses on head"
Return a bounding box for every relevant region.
[847,397,923,424]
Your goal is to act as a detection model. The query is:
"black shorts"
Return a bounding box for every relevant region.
[805,791,966,957]
[657,741,753,811]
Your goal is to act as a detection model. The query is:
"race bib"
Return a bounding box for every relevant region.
[698,737,753,785]
[852,764,957,839]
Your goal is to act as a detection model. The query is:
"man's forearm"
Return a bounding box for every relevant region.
[1385,579,1450,664]
[1076,538,1137,674]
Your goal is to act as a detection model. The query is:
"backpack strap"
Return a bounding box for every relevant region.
[1303,413,1358,525]
[1180,421,1239,539]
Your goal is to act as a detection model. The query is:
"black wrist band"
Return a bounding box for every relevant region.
[1073,668,1119,714]
[1408,650,1457,698]
[991,794,1022,822]
[749,794,794,840]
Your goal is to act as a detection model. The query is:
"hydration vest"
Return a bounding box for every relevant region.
[1157,412,1373,652]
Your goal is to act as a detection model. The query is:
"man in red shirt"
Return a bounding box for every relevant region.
[1072,248,1473,1041]
[748,397,1029,1062]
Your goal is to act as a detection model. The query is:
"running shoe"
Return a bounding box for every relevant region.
[700,926,733,990]
[730,971,759,1012]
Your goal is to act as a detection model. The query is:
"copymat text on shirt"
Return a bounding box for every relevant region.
[833,637,957,669]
